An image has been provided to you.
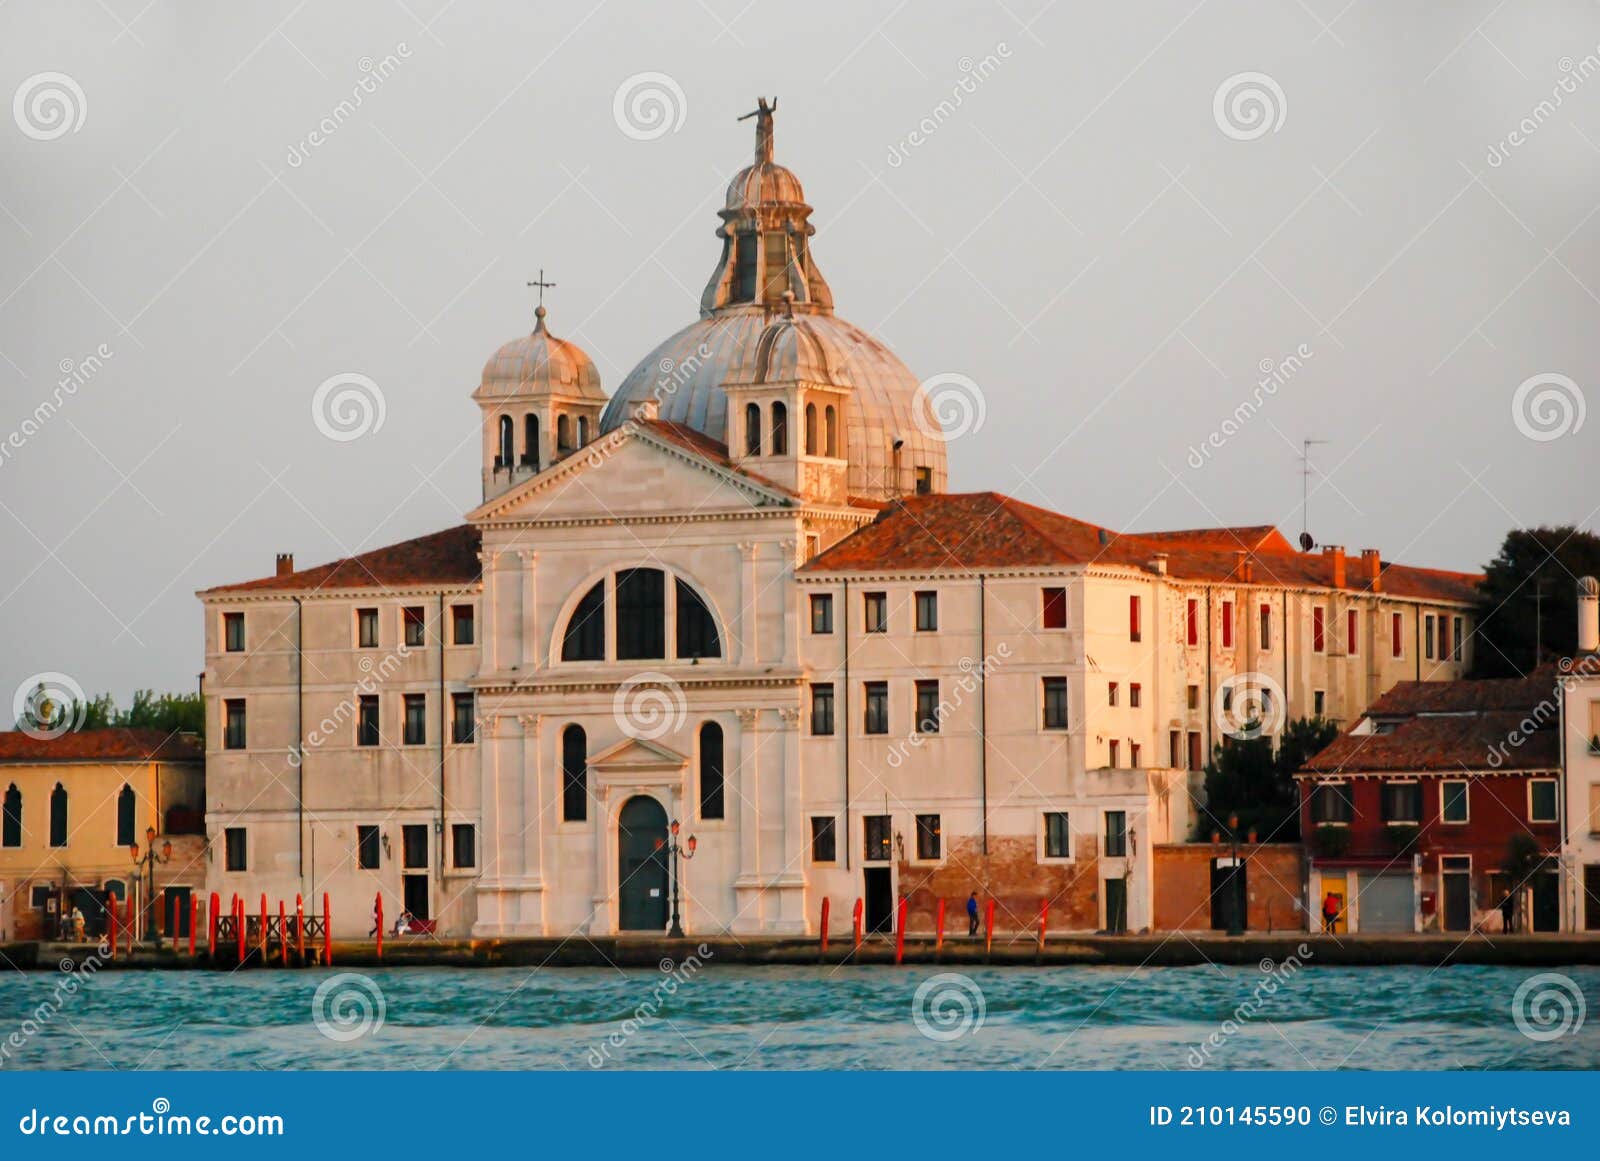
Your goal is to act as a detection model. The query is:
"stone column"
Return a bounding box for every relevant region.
[732,706,764,933]
[779,539,797,668]
[518,549,539,672]
[738,541,758,665]
[773,705,808,933]
[471,713,509,936]
[479,549,500,673]
[588,782,611,935]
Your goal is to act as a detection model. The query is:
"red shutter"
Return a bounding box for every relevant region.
[1347,609,1358,655]
[1313,607,1325,653]
[1391,612,1402,657]
[1221,601,1234,648]
[1129,595,1141,641]
[1186,599,1198,646]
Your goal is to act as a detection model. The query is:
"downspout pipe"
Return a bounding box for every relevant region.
[842,578,851,872]
[294,596,304,888]
[979,573,989,856]
[438,591,447,881]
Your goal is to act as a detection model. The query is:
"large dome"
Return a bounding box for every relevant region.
[599,98,947,499]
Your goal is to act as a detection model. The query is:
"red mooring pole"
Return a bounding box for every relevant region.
[375,892,384,960]
[207,892,219,959]
[189,896,198,957]
[819,897,831,955]
[322,892,332,966]
[851,898,863,951]
[258,894,268,958]
[279,900,289,966]
[234,896,244,964]
[894,897,908,965]
[296,895,306,962]
[935,898,947,953]
[984,898,996,957]
[1037,898,1049,952]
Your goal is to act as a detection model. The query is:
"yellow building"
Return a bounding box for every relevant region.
[0,728,205,941]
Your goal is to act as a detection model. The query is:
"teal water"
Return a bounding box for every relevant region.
[2,964,1597,1070]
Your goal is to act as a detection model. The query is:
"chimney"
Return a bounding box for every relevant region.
[1323,545,1346,589]
[275,553,294,577]
[1579,576,1599,654]
[632,397,659,422]
[1151,552,1168,576]
[1233,550,1252,584]
[1359,548,1381,593]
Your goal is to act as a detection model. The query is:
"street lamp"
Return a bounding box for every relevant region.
[129,826,172,949]
[654,820,697,939]
[1225,813,1244,937]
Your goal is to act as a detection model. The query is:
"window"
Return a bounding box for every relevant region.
[1222,686,1234,714]
[452,692,475,744]
[1381,781,1421,824]
[914,590,938,632]
[824,405,838,457]
[1347,609,1359,655]
[864,815,891,862]
[1,785,19,848]
[1452,617,1463,662]
[1169,731,1181,768]
[771,402,788,455]
[523,413,539,469]
[402,824,427,869]
[497,415,514,467]
[561,581,606,661]
[1187,731,1202,772]
[357,607,379,648]
[1044,811,1071,859]
[1043,677,1069,729]
[744,402,762,455]
[1129,595,1142,642]
[1441,781,1469,824]
[863,591,887,633]
[1129,683,1141,708]
[1530,779,1558,824]
[810,684,835,736]
[1042,586,1067,629]
[224,827,246,871]
[453,823,476,868]
[1108,739,1120,767]
[915,813,941,860]
[864,682,889,735]
[578,416,591,450]
[915,680,940,733]
[1312,606,1326,653]
[1259,603,1272,650]
[1391,611,1404,658]
[1314,781,1350,824]
[1424,615,1435,661]
[810,817,836,862]
[403,605,426,647]
[357,825,380,870]
[804,402,818,454]
[699,722,725,820]
[1313,689,1326,717]
[1104,810,1127,858]
[1221,600,1234,648]
[914,466,932,495]
[810,593,834,634]
[30,885,51,910]
[452,604,475,645]
[1186,598,1199,646]
[557,414,572,452]
[1130,742,1141,768]
[223,611,245,653]
[1187,684,1199,710]
[224,699,247,750]
[116,784,135,847]
[616,568,666,660]
[358,696,380,746]
[1108,682,1119,707]
[403,694,427,745]
[675,579,722,659]
[562,725,587,822]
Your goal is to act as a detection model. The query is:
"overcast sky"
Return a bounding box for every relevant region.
[2,1,1597,713]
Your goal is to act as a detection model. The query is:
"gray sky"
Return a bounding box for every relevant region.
[2,1,1597,712]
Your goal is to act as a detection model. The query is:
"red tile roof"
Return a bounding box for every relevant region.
[1365,667,1562,717]
[1137,525,1295,555]
[0,728,203,765]
[204,525,481,595]
[802,492,1482,603]
[1300,711,1558,774]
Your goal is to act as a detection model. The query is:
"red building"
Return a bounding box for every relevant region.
[1296,669,1563,934]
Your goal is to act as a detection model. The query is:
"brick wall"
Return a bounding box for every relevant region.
[896,834,1102,933]
[1153,843,1306,932]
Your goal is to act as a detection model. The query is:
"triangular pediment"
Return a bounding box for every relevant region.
[589,735,689,770]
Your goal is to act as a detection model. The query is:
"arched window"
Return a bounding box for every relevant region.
[561,724,587,822]
[733,236,758,301]
[616,568,666,660]
[771,402,788,455]
[116,784,135,848]
[577,416,589,447]
[561,580,606,661]
[1,784,19,848]
[699,722,725,820]
[675,578,721,659]
[49,783,67,848]
[745,402,762,456]
[805,403,818,455]
[523,414,539,469]
[824,405,838,457]
[557,414,572,452]
[497,415,514,468]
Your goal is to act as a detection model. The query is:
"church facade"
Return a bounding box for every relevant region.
[198,107,1480,939]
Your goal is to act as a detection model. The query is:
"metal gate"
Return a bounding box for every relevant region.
[1358,872,1414,933]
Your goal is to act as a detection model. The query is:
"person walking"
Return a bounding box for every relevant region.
[1320,891,1340,934]
[966,891,980,937]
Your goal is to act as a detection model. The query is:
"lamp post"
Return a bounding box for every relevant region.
[1225,813,1244,937]
[130,826,172,948]
[654,820,697,939]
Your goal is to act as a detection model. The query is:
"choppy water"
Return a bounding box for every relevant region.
[2,963,1597,1070]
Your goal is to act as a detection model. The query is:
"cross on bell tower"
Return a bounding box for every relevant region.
[526,269,556,330]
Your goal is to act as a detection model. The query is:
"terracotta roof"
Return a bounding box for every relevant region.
[0,728,203,765]
[1301,711,1558,774]
[1137,525,1295,555]
[1365,667,1562,717]
[204,525,481,595]
[801,492,1482,603]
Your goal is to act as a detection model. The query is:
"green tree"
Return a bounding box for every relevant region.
[62,689,204,742]
[1193,716,1339,844]
[1473,526,1600,677]
[1499,833,1552,934]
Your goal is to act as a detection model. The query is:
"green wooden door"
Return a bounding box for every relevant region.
[617,796,669,931]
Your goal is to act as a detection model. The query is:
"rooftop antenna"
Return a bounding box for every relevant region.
[1299,438,1328,552]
